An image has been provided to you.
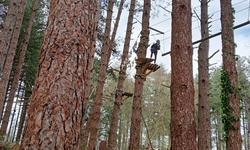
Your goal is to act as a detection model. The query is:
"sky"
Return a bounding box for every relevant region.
[111,0,250,76]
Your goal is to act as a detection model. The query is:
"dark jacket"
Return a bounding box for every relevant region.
[150,43,160,53]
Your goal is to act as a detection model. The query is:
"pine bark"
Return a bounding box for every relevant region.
[128,0,151,149]
[0,0,19,76]
[197,0,211,149]
[0,0,39,136]
[170,0,197,149]
[107,0,135,149]
[85,0,114,149]
[0,0,26,121]
[220,0,242,149]
[20,0,99,149]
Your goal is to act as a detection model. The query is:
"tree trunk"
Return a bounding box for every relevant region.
[15,87,30,142]
[85,1,114,149]
[197,0,211,149]
[244,97,249,150]
[107,0,135,149]
[0,0,39,136]
[128,0,151,149]
[220,0,242,149]
[0,0,26,121]
[216,113,222,150]
[242,103,247,150]
[20,0,99,149]
[0,0,19,76]
[170,0,197,149]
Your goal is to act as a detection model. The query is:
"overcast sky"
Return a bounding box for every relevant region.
[111,0,250,75]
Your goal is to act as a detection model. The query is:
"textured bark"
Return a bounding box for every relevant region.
[128,0,151,149]
[197,0,211,149]
[0,0,19,76]
[0,0,26,120]
[0,0,39,136]
[107,0,135,149]
[220,0,242,149]
[20,0,99,149]
[85,1,114,149]
[170,0,197,149]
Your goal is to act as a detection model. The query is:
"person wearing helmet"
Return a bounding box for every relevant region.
[150,40,160,63]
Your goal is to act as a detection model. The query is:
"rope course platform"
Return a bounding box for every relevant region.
[135,58,160,80]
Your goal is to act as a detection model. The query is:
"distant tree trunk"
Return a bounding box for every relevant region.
[85,0,114,149]
[0,0,26,121]
[170,0,197,149]
[128,0,151,149]
[15,87,31,142]
[220,0,242,149]
[107,0,135,149]
[198,0,211,149]
[117,119,122,150]
[0,0,19,76]
[244,97,249,150]
[215,113,222,150]
[242,103,247,150]
[4,75,23,141]
[0,0,39,136]
[20,0,99,149]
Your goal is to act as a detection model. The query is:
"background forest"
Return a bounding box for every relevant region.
[0,0,249,150]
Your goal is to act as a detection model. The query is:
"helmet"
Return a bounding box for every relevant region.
[156,40,160,44]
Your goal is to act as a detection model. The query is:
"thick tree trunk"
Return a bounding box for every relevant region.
[128,0,151,149]
[0,0,26,121]
[0,0,39,136]
[220,0,242,149]
[0,0,19,76]
[20,0,99,149]
[107,0,135,149]
[197,0,211,149]
[170,0,197,149]
[85,1,114,149]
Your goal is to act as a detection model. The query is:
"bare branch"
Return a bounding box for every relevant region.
[193,9,201,21]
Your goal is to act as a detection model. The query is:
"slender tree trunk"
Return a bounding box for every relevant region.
[4,75,23,141]
[117,118,122,150]
[128,0,151,149]
[242,103,247,150]
[198,0,211,149]
[245,98,250,149]
[170,0,197,149]
[216,113,222,150]
[0,0,39,136]
[85,1,114,149]
[20,0,99,149]
[0,0,19,76]
[0,0,26,121]
[220,0,242,149]
[107,0,136,149]
[15,86,31,142]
